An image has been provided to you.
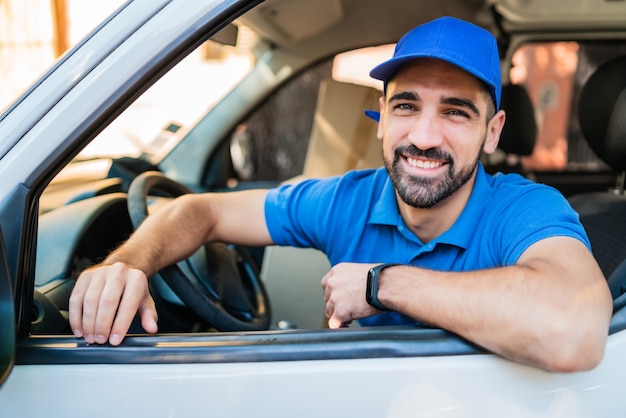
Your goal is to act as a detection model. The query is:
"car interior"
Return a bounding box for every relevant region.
[28,0,626,341]
[568,55,626,281]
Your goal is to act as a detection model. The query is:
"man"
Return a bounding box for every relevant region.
[69,16,612,372]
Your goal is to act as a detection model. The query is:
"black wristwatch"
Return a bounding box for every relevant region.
[366,263,399,311]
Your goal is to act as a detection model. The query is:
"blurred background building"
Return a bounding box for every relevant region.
[0,0,130,110]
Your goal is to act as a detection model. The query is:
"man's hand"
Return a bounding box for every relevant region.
[68,262,158,346]
[321,262,381,328]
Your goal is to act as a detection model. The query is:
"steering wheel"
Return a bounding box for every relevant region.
[127,171,271,331]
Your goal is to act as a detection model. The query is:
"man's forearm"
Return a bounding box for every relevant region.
[104,194,213,278]
[376,238,612,371]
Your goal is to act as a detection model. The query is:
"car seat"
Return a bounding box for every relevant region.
[609,259,626,332]
[483,83,537,176]
[260,79,381,329]
[300,78,382,178]
[499,83,538,156]
[568,55,626,280]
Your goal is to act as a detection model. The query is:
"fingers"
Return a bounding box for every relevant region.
[321,271,331,303]
[92,269,127,344]
[139,296,159,335]
[325,297,354,329]
[328,317,351,329]
[68,273,90,338]
[322,262,380,328]
[322,272,353,328]
[106,267,157,345]
[328,316,343,329]
[69,268,111,342]
[68,262,155,346]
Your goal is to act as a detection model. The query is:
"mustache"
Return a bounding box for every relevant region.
[394,145,452,161]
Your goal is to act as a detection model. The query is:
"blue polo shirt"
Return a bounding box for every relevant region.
[264,163,590,326]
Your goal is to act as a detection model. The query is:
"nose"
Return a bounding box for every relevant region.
[407,111,444,150]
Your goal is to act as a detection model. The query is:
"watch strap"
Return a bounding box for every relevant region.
[366,263,399,311]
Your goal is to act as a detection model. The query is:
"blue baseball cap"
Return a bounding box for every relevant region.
[366,16,501,122]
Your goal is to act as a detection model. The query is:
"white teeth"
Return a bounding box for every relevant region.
[407,157,443,169]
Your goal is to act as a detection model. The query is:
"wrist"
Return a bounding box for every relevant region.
[366,263,399,311]
[104,253,149,276]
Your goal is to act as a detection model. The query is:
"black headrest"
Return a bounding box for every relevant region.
[578,55,626,172]
[498,84,537,156]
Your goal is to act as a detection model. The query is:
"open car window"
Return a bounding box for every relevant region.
[36,32,626,341]
[481,39,626,197]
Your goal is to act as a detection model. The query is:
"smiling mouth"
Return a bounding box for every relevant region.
[406,156,446,170]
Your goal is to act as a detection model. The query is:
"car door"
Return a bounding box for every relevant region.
[0,231,14,387]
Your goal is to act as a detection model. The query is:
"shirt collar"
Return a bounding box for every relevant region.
[437,163,493,248]
[369,163,493,249]
[370,172,402,226]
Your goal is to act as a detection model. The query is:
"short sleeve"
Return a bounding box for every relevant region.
[490,181,591,265]
[264,177,339,249]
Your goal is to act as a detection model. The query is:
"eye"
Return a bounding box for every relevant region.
[393,103,417,114]
[444,108,470,118]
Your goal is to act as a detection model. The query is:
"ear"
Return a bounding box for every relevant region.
[377,96,385,140]
[483,109,506,154]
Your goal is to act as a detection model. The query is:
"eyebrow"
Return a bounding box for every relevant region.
[388,91,481,117]
[442,97,481,117]
[388,91,419,102]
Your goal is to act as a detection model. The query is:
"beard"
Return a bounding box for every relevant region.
[384,144,481,209]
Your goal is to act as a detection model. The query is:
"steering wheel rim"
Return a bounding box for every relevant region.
[127,171,271,331]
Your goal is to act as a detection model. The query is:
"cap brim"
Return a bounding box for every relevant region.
[364,109,380,122]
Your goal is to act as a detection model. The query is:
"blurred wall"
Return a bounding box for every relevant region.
[0,0,124,110]
[0,0,56,108]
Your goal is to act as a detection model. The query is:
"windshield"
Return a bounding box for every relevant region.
[78,33,254,162]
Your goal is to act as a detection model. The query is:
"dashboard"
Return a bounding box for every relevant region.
[33,193,134,334]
